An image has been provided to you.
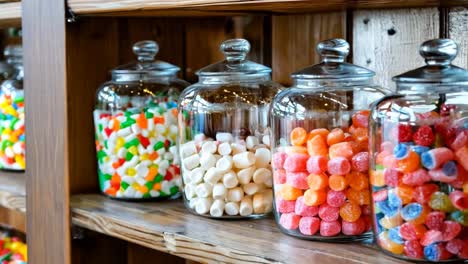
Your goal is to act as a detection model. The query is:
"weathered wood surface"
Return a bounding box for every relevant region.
[0,173,25,212]
[448,7,468,68]
[352,8,440,90]
[0,2,21,28]
[71,194,411,264]
[0,206,26,233]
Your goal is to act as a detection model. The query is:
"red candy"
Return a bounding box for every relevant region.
[413,125,435,146]
[326,190,346,208]
[395,124,413,142]
[306,156,328,174]
[400,222,426,240]
[283,153,309,172]
[446,239,464,255]
[442,221,462,241]
[373,189,388,202]
[286,171,309,189]
[383,168,402,187]
[327,157,351,175]
[320,220,341,237]
[299,216,320,235]
[449,191,468,211]
[420,230,443,246]
[413,183,439,204]
[276,198,296,213]
[342,217,366,235]
[295,196,319,217]
[402,169,431,186]
[318,203,340,221]
[404,240,424,259]
[351,152,369,172]
[425,211,446,230]
[279,213,301,230]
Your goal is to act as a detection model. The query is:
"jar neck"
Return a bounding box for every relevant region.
[292,77,373,89]
[112,73,177,83]
[198,74,271,85]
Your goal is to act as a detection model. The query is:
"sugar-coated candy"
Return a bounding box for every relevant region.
[449,191,468,211]
[307,135,328,157]
[425,211,445,230]
[283,153,308,172]
[378,231,404,254]
[290,127,308,146]
[429,192,455,212]
[383,168,401,187]
[326,190,346,208]
[281,184,303,201]
[455,146,468,171]
[342,217,366,236]
[328,174,347,191]
[388,226,404,244]
[272,152,287,169]
[306,155,328,174]
[421,147,454,170]
[399,222,426,240]
[295,196,318,216]
[339,202,361,222]
[372,189,388,202]
[424,243,453,261]
[318,203,340,221]
[303,189,326,206]
[393,144,410,160]
[446,238,464,255]
[410,145,430,156]
[320,220,341,237]
[329,142,354,160]
[273,169,286,184]
[402,169,431,186]
[307,173,328,190]
[404,240,424,259]
[413,125,435,146]
[401,203,423,221]
[347,171,368,191]
[351,152,369,172]
[299,216,320,235]
[279,213,301,230]
[420,230,444,246]
[379,214,403,229]
[394,124,413,143]
[286,171,309,190]
[396,151,420,173]
[450,211,468,227]
[327,157,351,175]
[442,220,462,241]
[277,198,296,213]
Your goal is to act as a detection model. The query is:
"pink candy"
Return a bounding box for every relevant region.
[351,152,369,172]
[421,147,454,170]
[326,190,346,207]
[402,169,431,186]
[450,131,467,151]
[449,191,468,210]
[318,203,339,221]
[327,157,350,175]
[276,198,296,213]
[283,153,309,172]
[320,220,341,237]
[279,213,301,230]
[272,152,288,169]
[455,146,468,171]
[420,230,443,246]
[274,169,287,184]
[295,196,319,216]
[306,156,328,174]
[342,217,366,236]
[299,217,320,235]
[286,171,309,189]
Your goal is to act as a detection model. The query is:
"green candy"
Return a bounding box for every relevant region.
[121,181,129,190]
[9,118,19,130]
[1,140,13,151]
[124,138,140,149]
[451,211,468,226]
[125,152,134,161]
[98,123,103,132]
[145,181,154,190]
[170,186,179,195]
[154,174,164,183]
[429,192,456,212]
[145,111,154,119]
[375,165,385,171]
[97,150,106,162]
[104,140,108,149]
[143,193,151,199]
[153,141,164,151]
[120,118,136,129]
[13,96,24,103]
[103,173,112,180]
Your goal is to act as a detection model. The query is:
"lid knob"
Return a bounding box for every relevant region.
[420,39,458,66]
[133,40,158,62]
[317,39,349,63]
[220,39,250,63]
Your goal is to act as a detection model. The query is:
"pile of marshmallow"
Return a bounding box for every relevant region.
[180,132,273,217]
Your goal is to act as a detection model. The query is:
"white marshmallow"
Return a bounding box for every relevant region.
[253,191,273,214]
[212,183,227,200]
[227,187,244,202]
[210,199,225,217]
[254,148,271,168]
[246,136,260,150]
[136,164,149,178]
[184,184,196,199]
[217,142,232,156]
[237,167,255,185]
[223,171,239,189]
[243,182,262,195]
[216,132,233,143]
[201,141,217,154]
[233,152,256,169]
[240,196,253,216]
[216,156,233,172]
[195,183,213,198]
[190,167,205,184]
[183,154,200,170]
[195,198,212,215]
[225,202,240,216]
[231,143,247,155]
[188,197,198,209]
[262,135,271,147]
[203,167,223,184]
[253,168,272,185]
[199,152,217,170]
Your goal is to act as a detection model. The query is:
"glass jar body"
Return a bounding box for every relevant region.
[271,82,388,241]
[94,78,188,200]
[178,79,282,218]
[369,88,468,262]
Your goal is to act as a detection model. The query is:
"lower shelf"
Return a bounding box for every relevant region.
[71,194,409,264]
[0,172,26,212]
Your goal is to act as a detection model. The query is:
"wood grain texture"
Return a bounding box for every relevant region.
[0,172,25,212]
[448,7,468,68]
[71,194,411,264]
[0,206,26,233]
[0,2,21,28]
[272,12,347,86]
[352,8,440,90]
[23,0,70,262]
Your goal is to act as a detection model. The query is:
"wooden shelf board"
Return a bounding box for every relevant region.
[0,1,21,27]
[0,172,25,213]
[68,0,466,16]
[71,194,410,264]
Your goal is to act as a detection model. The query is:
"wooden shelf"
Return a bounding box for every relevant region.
[68,0,465,16]
[0,1,21,27]
[0,172,26,213]
[71,194,410,264]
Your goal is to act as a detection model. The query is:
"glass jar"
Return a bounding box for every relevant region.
[369,39,468,261]
[94,40,189,200]
[271,39,389,241]
[0,45,24,171]
[178,39,282,218]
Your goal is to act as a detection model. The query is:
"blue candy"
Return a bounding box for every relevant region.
[388,227,404,244]
[19,134,25,141]
[410,145,430,156]
[377,201,399,217]
[393,143,410,160]
[387,190,402,209]
[442,161,458,176]
[421,151,435,170]
[401,203,423,221]
[424,244,441,261]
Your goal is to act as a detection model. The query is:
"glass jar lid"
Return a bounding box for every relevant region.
[291,38,375,81]
[196,39,271,80]
[393,39,468,84]
[111,40,180,82]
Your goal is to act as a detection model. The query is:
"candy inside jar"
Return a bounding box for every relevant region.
[94,40,189,200]
[369,39,468,262]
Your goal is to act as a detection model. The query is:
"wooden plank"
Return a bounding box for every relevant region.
[72,229,127,264]
[0,2,21,28]
[0,172,25,212]
[0,206,26,233]
[127,242,186,264]
[71,194,410,264]
[272,12,347,86]
[352,8,440,90]
[448,7,468,68]
[23,0,70,262]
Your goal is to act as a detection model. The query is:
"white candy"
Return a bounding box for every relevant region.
[237,166,255,185]
[136,164,149,178]
[183,154,200,170]
[194,134,206,142]
[13,142,23,155]
[217,142,232,156]
[254,148,271,168]
[253,168,272,184]
[216,156,233,172]
[201,141,217,154]
[204,167,223,184]
[117,148,127,159]
[5,148,14,158]
[124,133,136,143]
[240,196,253,216]
[188,197,198,209]
[184,184,196,199]
[150,190,160,198]
[262,135,271,146]
[181,142,197,158]
[212,183,227,200]
[210,199,225,217]
[227,187,244,202]
[231,143,247,155]
[190,167,205,184]
[246,136,260,150]
[233,152,256,169]
[199,152,217,170]
[223,171,239,189]
[155,124,167,134]
[243,182,261,195]
[117,127,131,137]
[131,123,141,134]
[195,198,212,215]
[135,177,146,186]
[195,183,213,198]
[216,132,233,143]
[225,202,240,216]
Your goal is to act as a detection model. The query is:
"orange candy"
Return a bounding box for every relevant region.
[327,128,345,146]
[340,201,362,222]
[136,112,148,129]
[396,184,414,205]
[397,151,420,173]
[307,173,329,190]
[370,170,385,187]
[346,188,370,205]
[285,146,308,155]
[154,116,165,125]
[328,174,348,191]
[290,127,308,146]
[105,187,117,196]
[329,142,354,160]
[149,152,159,161]
[110,173,121,189]
[145,167,158,181]
[379,214,403,229]
[378,231,404,254]
[304,189,327,206]
[347,171,369,191]
[408,205,430,225]
[112,119,120,131]
[280,184,303,200]
[308,128,329,141]
[307,135,328,157]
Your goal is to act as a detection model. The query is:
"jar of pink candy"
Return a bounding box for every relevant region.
[178,39,282,218]
[369,39,468,262]
[270,39,390,241]
[94,40,189,200]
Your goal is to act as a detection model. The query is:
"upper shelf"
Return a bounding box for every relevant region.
[0,1,21,27]
[68,0,465,16]
[71,194,410,264]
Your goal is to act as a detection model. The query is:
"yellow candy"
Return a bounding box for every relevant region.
[128,146,138,155]
[378,231,404,254]
[19,244,27,261]
[463,182,468,194]
[15,155,25,169]
[10,241,22,251]
[140,153,149,161]
[127,168,136,176]
[139,185,149,194]
[379,214,403,229]
[131,183,141,191]
[115,137,125,149]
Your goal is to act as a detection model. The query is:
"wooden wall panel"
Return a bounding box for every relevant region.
[353,8,440,90]
[272,12,347,86]
[72,230,127,264]
[448,7,468,68]
[127,243,186,264]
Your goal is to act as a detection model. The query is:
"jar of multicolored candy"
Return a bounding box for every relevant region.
[369,39,468,261]
[178,39,282,218]
[94,40,189,200]
[0,45,24,171]
[271,39,390,241]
